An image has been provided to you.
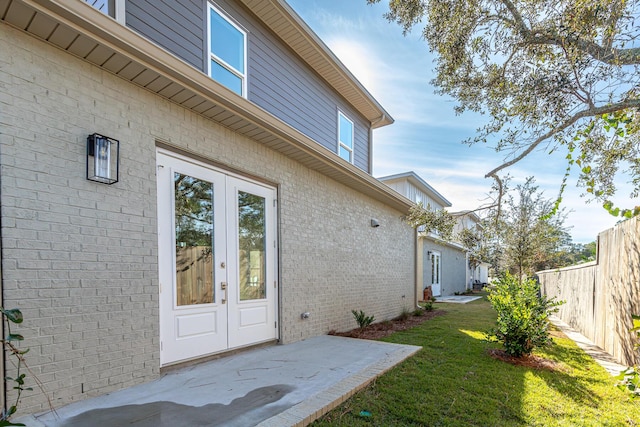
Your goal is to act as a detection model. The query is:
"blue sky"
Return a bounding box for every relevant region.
[286,0,638,243]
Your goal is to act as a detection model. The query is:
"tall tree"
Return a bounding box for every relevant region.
[368,0,640,217]
[495,177,570,277]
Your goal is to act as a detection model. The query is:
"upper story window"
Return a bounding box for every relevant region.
[83,0,124,23]
[338,111,354,163]
[208,4,247,97]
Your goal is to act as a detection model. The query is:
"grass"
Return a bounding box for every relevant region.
[311,297,640,426]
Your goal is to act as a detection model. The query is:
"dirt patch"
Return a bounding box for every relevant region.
[329,309,446,340]
[487,348,566,372]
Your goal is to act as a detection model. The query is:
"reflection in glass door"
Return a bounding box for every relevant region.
[174,173,214,306]
[238,191,266,301]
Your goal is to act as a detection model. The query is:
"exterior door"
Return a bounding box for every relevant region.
[157,151,277,366]
[431,251,441,296]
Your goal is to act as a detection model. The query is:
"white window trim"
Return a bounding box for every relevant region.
[207,3,248,97]
[114,0,125,24]
[337,111,354,164]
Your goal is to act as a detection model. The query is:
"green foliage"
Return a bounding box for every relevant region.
[1,308,28,426]
[483,177,571,276]
[615,315,640,397]
[486,273,563,357]
[405,202,456,241]
[412,308,425,317]
[352,310,375,330]
[615,367,640,397]
[368,0,640,216]
[313,299,640,426]
[396,308,412,322]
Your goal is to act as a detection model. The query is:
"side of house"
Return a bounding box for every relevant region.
[379,172,468,298]
[452,210,490,287]
[0,0,414,415]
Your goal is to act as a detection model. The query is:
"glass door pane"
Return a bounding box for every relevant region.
[238,191,266,301]
[174,173,214,306]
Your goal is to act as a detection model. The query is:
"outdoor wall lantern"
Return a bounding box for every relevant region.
[87,133,119,184]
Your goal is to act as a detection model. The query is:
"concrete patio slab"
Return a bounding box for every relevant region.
[19,335,421,427]
[435,295,482,304]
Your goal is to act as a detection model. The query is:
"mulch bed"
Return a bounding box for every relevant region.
[329,309,447,340]
[487,348,566,371]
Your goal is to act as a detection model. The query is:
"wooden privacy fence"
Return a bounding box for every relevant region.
[537,216,640,366]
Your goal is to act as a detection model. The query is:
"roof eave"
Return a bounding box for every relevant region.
[238,0,394,128]
[1,0,410,213]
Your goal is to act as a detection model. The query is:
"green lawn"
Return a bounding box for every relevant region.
[311,298,640,426]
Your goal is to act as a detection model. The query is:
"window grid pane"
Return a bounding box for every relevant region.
[339,146,352,162]
[211,60,243,95]
[209,7,246,96]
[339,115,353,149]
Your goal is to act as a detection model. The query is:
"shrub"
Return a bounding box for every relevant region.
[412,308,425,317]
[615,315,640,397]
[397,308,412,321]
[486,273,562,357]
[351,310,375,330]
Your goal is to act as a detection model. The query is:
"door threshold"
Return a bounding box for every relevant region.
[160,339,279,374]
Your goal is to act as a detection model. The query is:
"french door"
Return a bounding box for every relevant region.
[156,151,277,365]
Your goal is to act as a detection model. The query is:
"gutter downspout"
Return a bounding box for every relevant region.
[415,227,419,309]
[0,170,5,412]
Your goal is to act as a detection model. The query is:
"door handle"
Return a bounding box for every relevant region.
[221,282,227,304]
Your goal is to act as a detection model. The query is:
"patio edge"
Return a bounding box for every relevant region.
[256,341,421,427]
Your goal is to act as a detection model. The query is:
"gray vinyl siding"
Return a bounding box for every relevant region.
[126,0,206,72]
[422,241,467,296]
[124,0,371,172]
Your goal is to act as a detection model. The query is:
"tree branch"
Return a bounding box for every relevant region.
[498,0,640,65]
[485,99,640,179]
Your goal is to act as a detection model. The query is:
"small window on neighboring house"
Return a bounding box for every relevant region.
[208,5,247,97]
[338,111,354,163]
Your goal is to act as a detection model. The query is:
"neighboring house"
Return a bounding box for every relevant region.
[0,0,417,415]
[452,211,490,287]
[379,172,468,298]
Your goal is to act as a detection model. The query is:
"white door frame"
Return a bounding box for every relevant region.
[156,149,278,366]
[431,251,442,296]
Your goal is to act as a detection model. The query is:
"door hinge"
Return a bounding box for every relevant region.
[274,281,276,288]
[273,199,277,207]
[160,341,163,351]
[275,321,277,329]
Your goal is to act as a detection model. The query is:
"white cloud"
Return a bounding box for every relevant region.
[288,0,639,245]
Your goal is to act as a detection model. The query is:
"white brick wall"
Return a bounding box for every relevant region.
[0,24,415,414]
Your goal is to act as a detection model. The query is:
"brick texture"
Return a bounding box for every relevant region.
[0,25,414,415]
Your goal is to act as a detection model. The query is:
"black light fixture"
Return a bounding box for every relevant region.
[87,133,119,184]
